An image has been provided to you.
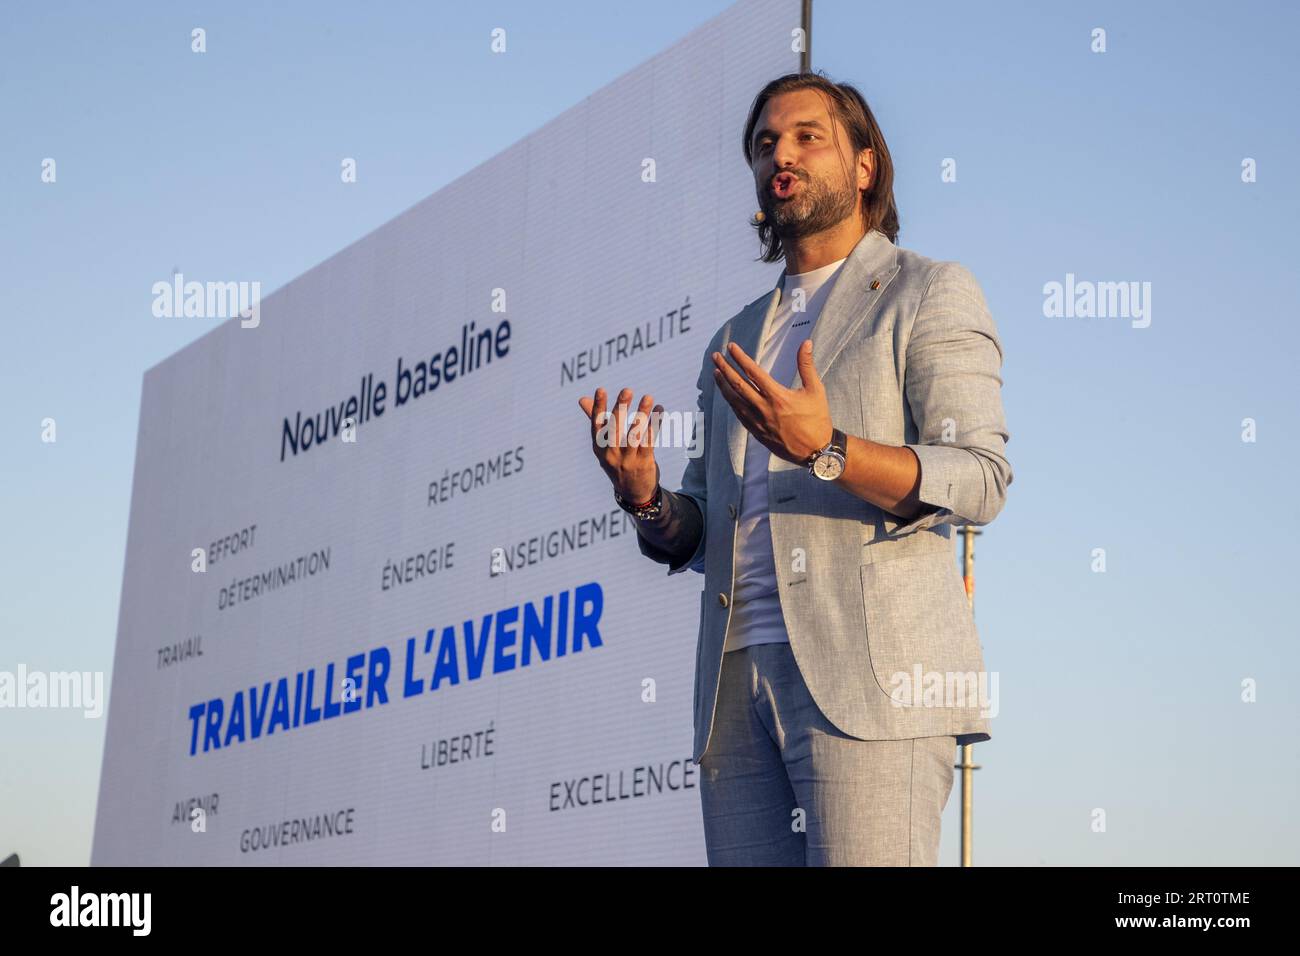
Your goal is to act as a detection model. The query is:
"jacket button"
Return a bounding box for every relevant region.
[717,593,729,607]
[728,503,737,519]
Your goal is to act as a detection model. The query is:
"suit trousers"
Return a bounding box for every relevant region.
[698,642,957,866]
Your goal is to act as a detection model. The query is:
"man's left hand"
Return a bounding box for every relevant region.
[712,339,833,466]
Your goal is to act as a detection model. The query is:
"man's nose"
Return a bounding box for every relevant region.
[771,136,799,174]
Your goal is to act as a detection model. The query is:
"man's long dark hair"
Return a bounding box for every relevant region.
[742,71,900,262]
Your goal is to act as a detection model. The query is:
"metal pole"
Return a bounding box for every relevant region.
[801,0,812,73]
[958,525,982,866]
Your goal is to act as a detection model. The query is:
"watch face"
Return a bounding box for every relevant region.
[813,453,844,480]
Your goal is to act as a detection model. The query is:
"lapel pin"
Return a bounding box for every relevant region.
[870,279,881,290]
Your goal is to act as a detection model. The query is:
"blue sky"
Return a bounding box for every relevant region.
[2,0,1297,865]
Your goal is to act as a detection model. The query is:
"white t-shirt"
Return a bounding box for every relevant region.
[722,255,849,653]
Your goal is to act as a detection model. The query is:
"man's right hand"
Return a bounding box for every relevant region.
[577,387,663,504]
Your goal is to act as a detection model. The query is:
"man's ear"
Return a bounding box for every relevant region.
[858,147,875,191]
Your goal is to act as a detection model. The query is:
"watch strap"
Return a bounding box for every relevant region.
[806,426,846,468]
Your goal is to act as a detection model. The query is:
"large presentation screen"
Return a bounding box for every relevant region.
[92,0,801,864]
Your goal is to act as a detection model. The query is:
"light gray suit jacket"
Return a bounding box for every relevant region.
[639,228,1013,764]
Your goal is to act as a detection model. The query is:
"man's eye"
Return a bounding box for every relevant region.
[757,133,816,151]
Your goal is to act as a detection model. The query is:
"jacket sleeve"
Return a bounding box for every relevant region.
[886,261,1013,538]
[636,338,712,575]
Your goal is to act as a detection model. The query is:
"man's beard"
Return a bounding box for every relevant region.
[759,171,858,238]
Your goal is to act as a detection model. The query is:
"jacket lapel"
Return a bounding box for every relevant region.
[805,228,900,379]
[720,229,900,478]
[720,287,781,478]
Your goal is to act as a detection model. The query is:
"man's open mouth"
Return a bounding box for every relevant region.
[771,172,800,198]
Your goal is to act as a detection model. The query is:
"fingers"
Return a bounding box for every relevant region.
[613,388,630,450]
[579,387,609,423]
[645,403,664,449]
[579,387,658,454]
[794,339,823,391]
[714,370,756,432]
[626,394,657,452]
[578,387,610,452]
[723,341,782,397]
[712,349,762,409]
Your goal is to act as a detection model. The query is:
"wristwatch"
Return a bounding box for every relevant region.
[806,426,847,480]
[615,484,663,520]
